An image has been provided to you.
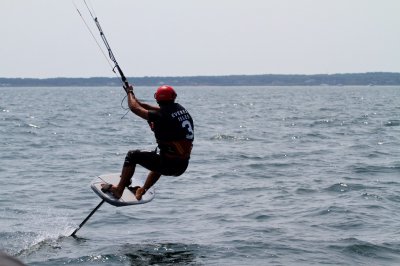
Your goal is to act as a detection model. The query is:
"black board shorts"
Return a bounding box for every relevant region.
[124,149,189,176]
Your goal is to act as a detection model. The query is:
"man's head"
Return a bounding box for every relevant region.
[154,85,177,104]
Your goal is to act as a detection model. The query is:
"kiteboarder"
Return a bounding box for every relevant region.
[101,84,194,200]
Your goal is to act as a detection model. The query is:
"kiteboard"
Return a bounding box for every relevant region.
[90,173,155,207]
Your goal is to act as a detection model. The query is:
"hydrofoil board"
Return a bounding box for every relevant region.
[90,173,155,207]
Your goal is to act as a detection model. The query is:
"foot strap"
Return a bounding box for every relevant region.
[127,186,140,194]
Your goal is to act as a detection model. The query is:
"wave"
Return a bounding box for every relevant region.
[351,163,400,174]
[384,120,400,127]
[325,182,368,193]
[330,238,400,262]
[211,133,253,141]
[25,242,204,266]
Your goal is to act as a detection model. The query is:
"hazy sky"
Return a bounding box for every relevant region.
[1,0,400,78]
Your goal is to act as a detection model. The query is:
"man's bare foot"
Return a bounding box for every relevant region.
[101,183,123,199]
[135,187,146,201]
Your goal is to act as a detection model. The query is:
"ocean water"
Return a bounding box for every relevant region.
[1,85,400,266]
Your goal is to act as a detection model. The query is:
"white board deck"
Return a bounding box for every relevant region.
[90,173,155,207]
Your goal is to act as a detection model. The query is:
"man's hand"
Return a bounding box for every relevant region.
[124,84,134,95]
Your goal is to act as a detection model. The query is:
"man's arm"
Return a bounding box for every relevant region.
[125,85,159,120]
[138,102,159,111]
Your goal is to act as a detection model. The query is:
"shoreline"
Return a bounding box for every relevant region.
[1,72,400,87]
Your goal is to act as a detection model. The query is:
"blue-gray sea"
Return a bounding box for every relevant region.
[1,86,400,266]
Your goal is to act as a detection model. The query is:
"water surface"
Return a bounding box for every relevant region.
[1,86,400,265]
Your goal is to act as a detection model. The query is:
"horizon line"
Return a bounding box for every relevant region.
[2,71,400,79]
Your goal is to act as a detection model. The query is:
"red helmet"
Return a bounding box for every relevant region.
[154,85,177,102]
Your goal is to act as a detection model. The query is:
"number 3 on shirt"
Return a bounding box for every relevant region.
[182,120,194,140]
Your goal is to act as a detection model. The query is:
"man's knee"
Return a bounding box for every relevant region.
[124,149,141,167]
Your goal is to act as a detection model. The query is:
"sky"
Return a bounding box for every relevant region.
[1,0,400,78]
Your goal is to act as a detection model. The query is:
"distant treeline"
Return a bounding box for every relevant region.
[1,72,400,87]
